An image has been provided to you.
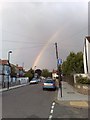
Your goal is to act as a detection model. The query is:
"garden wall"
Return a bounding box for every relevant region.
[63,74,90,95]
[74,73,90,95]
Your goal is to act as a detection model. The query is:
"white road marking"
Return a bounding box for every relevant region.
[49,115,52,119]
[51,105,54,109]
[48,101,56,120]
[52,102,55,106]
[50,109,54,114]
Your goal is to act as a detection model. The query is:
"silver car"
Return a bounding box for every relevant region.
[30,78,39,84]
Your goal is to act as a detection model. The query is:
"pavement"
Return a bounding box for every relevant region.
[0,83,30,92]
[56,81,90,108]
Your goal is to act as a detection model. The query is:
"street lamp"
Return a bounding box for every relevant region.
[8,51,12,63]
[7,50,12,89]
[34,66,36,71]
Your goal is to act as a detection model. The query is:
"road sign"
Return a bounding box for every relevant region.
[57,58,62,65]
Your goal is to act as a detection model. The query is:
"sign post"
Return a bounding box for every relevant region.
[57,58,62,97]
[55,43,62,97]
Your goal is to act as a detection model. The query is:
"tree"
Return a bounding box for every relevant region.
[62,52,84,76]
[35,69,42,76]
[41,69,52,78]
[24,68,34,81]
[11,65,17,77]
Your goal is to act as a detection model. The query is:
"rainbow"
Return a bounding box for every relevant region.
[32,30,60,69]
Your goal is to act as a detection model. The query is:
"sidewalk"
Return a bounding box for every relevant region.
[56,81,89,108]
[0,83,30,92]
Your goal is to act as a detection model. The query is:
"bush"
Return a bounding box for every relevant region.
[76,75,90,84]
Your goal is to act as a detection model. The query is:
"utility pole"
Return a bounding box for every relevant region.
[22,62,24,68]
[55,42,62,97]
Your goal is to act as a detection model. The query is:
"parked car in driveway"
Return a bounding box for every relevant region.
[42,78,57,90]
[30,78,39,84]
[37,78,41,82]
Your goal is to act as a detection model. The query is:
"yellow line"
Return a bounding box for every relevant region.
[70,101,88,107]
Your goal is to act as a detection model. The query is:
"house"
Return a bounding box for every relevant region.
[0,59,11,76]
[0,59,11,87]
[52,70,59,79]
[15,65,24,77]
[83,36,90,74]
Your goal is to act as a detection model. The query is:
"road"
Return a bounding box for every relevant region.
[1,81,89,120]
[2,82,57,119]
[52,102,88,119]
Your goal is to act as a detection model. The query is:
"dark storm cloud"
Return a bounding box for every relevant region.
[2,1,88,70]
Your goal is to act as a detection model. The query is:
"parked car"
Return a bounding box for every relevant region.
[37,78,41,82]
[47,77,51,79]
[30,78,39,84]
[42,78,56,90]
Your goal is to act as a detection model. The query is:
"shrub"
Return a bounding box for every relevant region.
[76,75,90,84]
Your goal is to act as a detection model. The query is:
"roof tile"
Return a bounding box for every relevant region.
[0,60,9,65]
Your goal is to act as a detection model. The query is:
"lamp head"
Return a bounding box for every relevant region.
[9,51,12,53]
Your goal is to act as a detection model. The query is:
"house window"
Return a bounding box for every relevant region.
[4,65,10,75]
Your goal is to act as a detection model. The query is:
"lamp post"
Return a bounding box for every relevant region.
[8,51,12,63]
[34,66,36,71]
[34,66,36,78]
[7,50,12,89]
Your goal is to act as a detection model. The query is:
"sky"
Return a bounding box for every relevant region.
[0,0,89,71]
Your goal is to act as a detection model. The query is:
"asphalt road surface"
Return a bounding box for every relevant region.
[52,102,88,119]
[2,82,57,119]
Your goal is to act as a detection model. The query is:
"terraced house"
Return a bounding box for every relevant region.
[0,59,11,88]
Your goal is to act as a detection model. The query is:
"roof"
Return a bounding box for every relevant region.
[0,59,9,65]
[52,70,58,74]
[86,36,90,43]
[15,64,23,70]
[16,66,23,70]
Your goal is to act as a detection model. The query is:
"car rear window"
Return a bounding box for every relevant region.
[45,80,54,83]
[32,78,36,80]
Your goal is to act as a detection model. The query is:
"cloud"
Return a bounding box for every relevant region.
[2,1,88,70]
